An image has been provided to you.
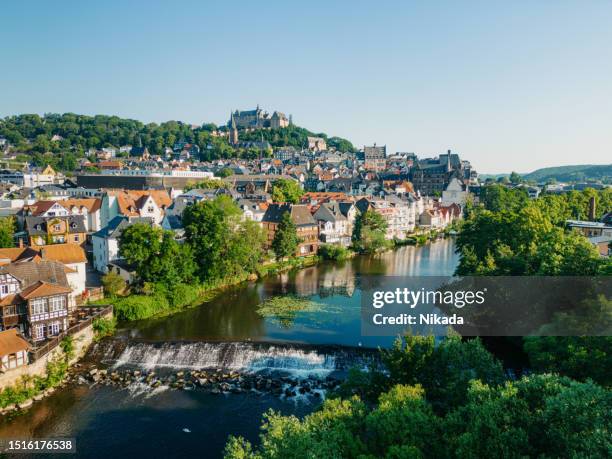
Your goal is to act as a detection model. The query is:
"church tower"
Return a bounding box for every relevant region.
[229,112,239,146]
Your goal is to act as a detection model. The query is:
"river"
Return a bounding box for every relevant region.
[0,239,459,458]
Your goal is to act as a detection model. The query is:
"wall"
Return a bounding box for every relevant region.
[0,325,94,389]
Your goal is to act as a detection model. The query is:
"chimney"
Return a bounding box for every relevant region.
[588,196,596,221]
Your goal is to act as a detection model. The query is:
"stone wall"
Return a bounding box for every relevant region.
[0,325,94,389]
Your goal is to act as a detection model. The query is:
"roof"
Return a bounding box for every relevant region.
[0,244,86,265]
[0,329,30,356]
[262,204,316,227]
[40,244,87,264]
[23,198,102,216]
[0,260,69,289]
[24,215,87,236]
[106,189,171,216]
[314,202,348,223]
[19,281,72,299]
[92,216,154,239]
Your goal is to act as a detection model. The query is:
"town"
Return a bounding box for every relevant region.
[0,108,610,415]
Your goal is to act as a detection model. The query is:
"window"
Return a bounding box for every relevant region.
[1,285,8,295]
[49,296,65,312]
[31,298,46,315]
[35,323,45,339]
[74,235,80,242]
[4,305,16,316]
[48,322,60,336]
[54,224,61,231]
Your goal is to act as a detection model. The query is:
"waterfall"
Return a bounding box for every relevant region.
[102,341,377,378]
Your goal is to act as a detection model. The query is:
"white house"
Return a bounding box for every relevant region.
[92,216,154,273]
[441,177,469,206]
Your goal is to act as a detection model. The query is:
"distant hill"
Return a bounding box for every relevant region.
[522,164,612,183]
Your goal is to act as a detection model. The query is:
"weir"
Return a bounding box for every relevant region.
[91,340,381,378]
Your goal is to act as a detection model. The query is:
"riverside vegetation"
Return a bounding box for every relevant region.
[224,186,612,458]
[100,192,439,322]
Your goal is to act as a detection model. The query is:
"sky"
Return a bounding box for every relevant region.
[1,1,611,174]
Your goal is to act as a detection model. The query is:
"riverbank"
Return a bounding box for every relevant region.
[0,306,113,416]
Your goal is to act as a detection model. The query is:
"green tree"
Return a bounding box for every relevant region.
[524,336,612,386]
[271,211,299,260]
[119,223,195,285]
[215,167,234,178]
[183,195,265,281]
[0,217,15,248]
[271,179,303,204]
[101,272,127,296]
[352,210,390,253]
[509,171,522,184]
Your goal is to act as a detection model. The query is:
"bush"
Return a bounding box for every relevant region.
[102,272,126,296]
[92,317,117,341]
[113,294,170,321]
[318,244,350,261]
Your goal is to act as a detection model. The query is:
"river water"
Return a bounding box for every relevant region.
[0,240,459,458]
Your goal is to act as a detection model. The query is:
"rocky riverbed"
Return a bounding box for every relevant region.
[68,362,340,400]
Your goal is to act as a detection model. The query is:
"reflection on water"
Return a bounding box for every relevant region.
[0,240,458,458]
[127,239,459,348]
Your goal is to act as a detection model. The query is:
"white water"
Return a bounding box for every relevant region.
[111,342,340,378]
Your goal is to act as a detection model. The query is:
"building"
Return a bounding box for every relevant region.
[105,189,171,225]
[0,244,87,299]
[262,204,318,257]
[307,137,327,152]
[566,220,612,238]
[410,150,474,196]
[92,216,154,273]
[0,329,30,372]
[229,106,289,130]
[441,177,469,206]
[0,261,72,341]
[20,198,103,232]
[24,215,88,247]
[313,201,356,247]
[364,144,387,171]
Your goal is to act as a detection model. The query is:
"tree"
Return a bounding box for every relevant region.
[352,210,390,253]
[119,223,195,285]
[0,217,15,248]
[524,336,612,386]
[215,167,233,178]
[271,179,303,204]
[509,171,522,184]
[183,195,266,281]
[271,211,299,259]
[101,272,126,296]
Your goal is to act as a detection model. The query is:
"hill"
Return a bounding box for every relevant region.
[522,164,612,183]
[0,113,355,169]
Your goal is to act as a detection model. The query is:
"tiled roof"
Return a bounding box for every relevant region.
[106,189,171,216]
[24,215,87,236]
[40,243,87,264]
[262,204,316,227]
[0,260,69,288]
[0,329,30,356]
[19,281,72,299]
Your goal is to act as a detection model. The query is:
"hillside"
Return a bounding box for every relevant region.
[523,164,612,183]
[0,113,355,168]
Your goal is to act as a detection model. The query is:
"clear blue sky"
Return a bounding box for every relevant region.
[1,1,611,173]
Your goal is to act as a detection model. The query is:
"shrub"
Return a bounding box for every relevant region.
[318,244,350,261]
[92,317,117,341]
[102,272,126,296]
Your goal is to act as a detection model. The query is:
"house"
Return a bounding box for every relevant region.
[364,145,387,171]
[0,244,87,299]
[24,215,88,246]
[0,329,30,372]
[105,189,171,225]
[21,198,103,232]
[236,199,267,222]
[307,137,327,152]
[0,261,72,341]
[92,216,154,273]
[313,201,355,247]
[261,204,318,257]
[566,220,612,238]
[441,177,469,206]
